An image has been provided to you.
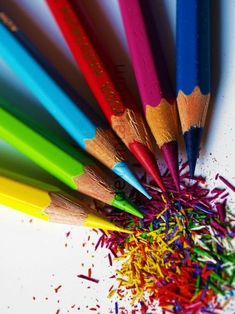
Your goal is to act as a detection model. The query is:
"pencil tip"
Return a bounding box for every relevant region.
[184,127,203,178]
[112,193,143,218]
[129,141,166,192]
[113,227,133,234]
[85,213,132,233]
[161,141,180,191]
[112,161,152,199]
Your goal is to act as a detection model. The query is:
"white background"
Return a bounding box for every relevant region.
[0,0,235,313]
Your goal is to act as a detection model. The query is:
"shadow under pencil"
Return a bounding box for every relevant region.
[143,0,176,87]
[73,0,141,102]
[202,0,222,148]
[0,0,95,105]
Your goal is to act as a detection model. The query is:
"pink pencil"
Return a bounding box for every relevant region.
[119,0,179,190]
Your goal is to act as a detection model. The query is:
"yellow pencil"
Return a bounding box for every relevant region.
[0,174,132,233]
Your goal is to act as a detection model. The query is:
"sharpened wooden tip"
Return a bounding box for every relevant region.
[129,141,166,192]
[161,141,180,191]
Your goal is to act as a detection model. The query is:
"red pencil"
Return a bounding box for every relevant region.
[46,0,165,192]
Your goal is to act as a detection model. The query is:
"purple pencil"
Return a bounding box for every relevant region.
[119,0,179,190]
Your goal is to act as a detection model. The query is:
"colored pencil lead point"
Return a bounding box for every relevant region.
[112,226,133,234]
[84,213,132,233]
[111,193,143,219]
[112,161,152,199]
[184,127,203,178]
[129,141,166,192]
[161,141,180,191]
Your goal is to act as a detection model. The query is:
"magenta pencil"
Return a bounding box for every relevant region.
[119,0,179,190]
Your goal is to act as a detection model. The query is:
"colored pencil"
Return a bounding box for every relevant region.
[0,12,150,199]
[176,0,211,177]
[0,172,131,233]
[45,0,166,192]
[119,0,179,190]
[0,96,99,172]
[0,107,143,218]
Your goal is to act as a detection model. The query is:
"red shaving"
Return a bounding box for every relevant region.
[88,268,92,278]
[54,285,62,293]
[95,235,103,250]
[219,175,235,192]
[109,285,114,292]
[110,248,117,257]
[108,253,112,266]
[215,201,226,222]
[140,302,148,314]
[77,274,99,283]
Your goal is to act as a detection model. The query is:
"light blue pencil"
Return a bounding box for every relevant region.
[0,12,151,199]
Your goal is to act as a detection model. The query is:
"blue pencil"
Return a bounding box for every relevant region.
[176,0,211,177]
[0,12,151,199]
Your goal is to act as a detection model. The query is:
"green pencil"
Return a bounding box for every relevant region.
[0,106,143,218]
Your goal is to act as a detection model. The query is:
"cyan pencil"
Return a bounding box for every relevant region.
[0,11,150,199]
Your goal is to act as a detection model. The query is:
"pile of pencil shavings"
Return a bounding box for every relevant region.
[95,162,235,314]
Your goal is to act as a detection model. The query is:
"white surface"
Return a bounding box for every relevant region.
[0,0,235,313]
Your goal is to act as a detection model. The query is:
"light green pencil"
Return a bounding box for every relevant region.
[0,106,143,218]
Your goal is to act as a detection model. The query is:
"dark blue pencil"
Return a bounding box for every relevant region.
[176,0,211,177]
